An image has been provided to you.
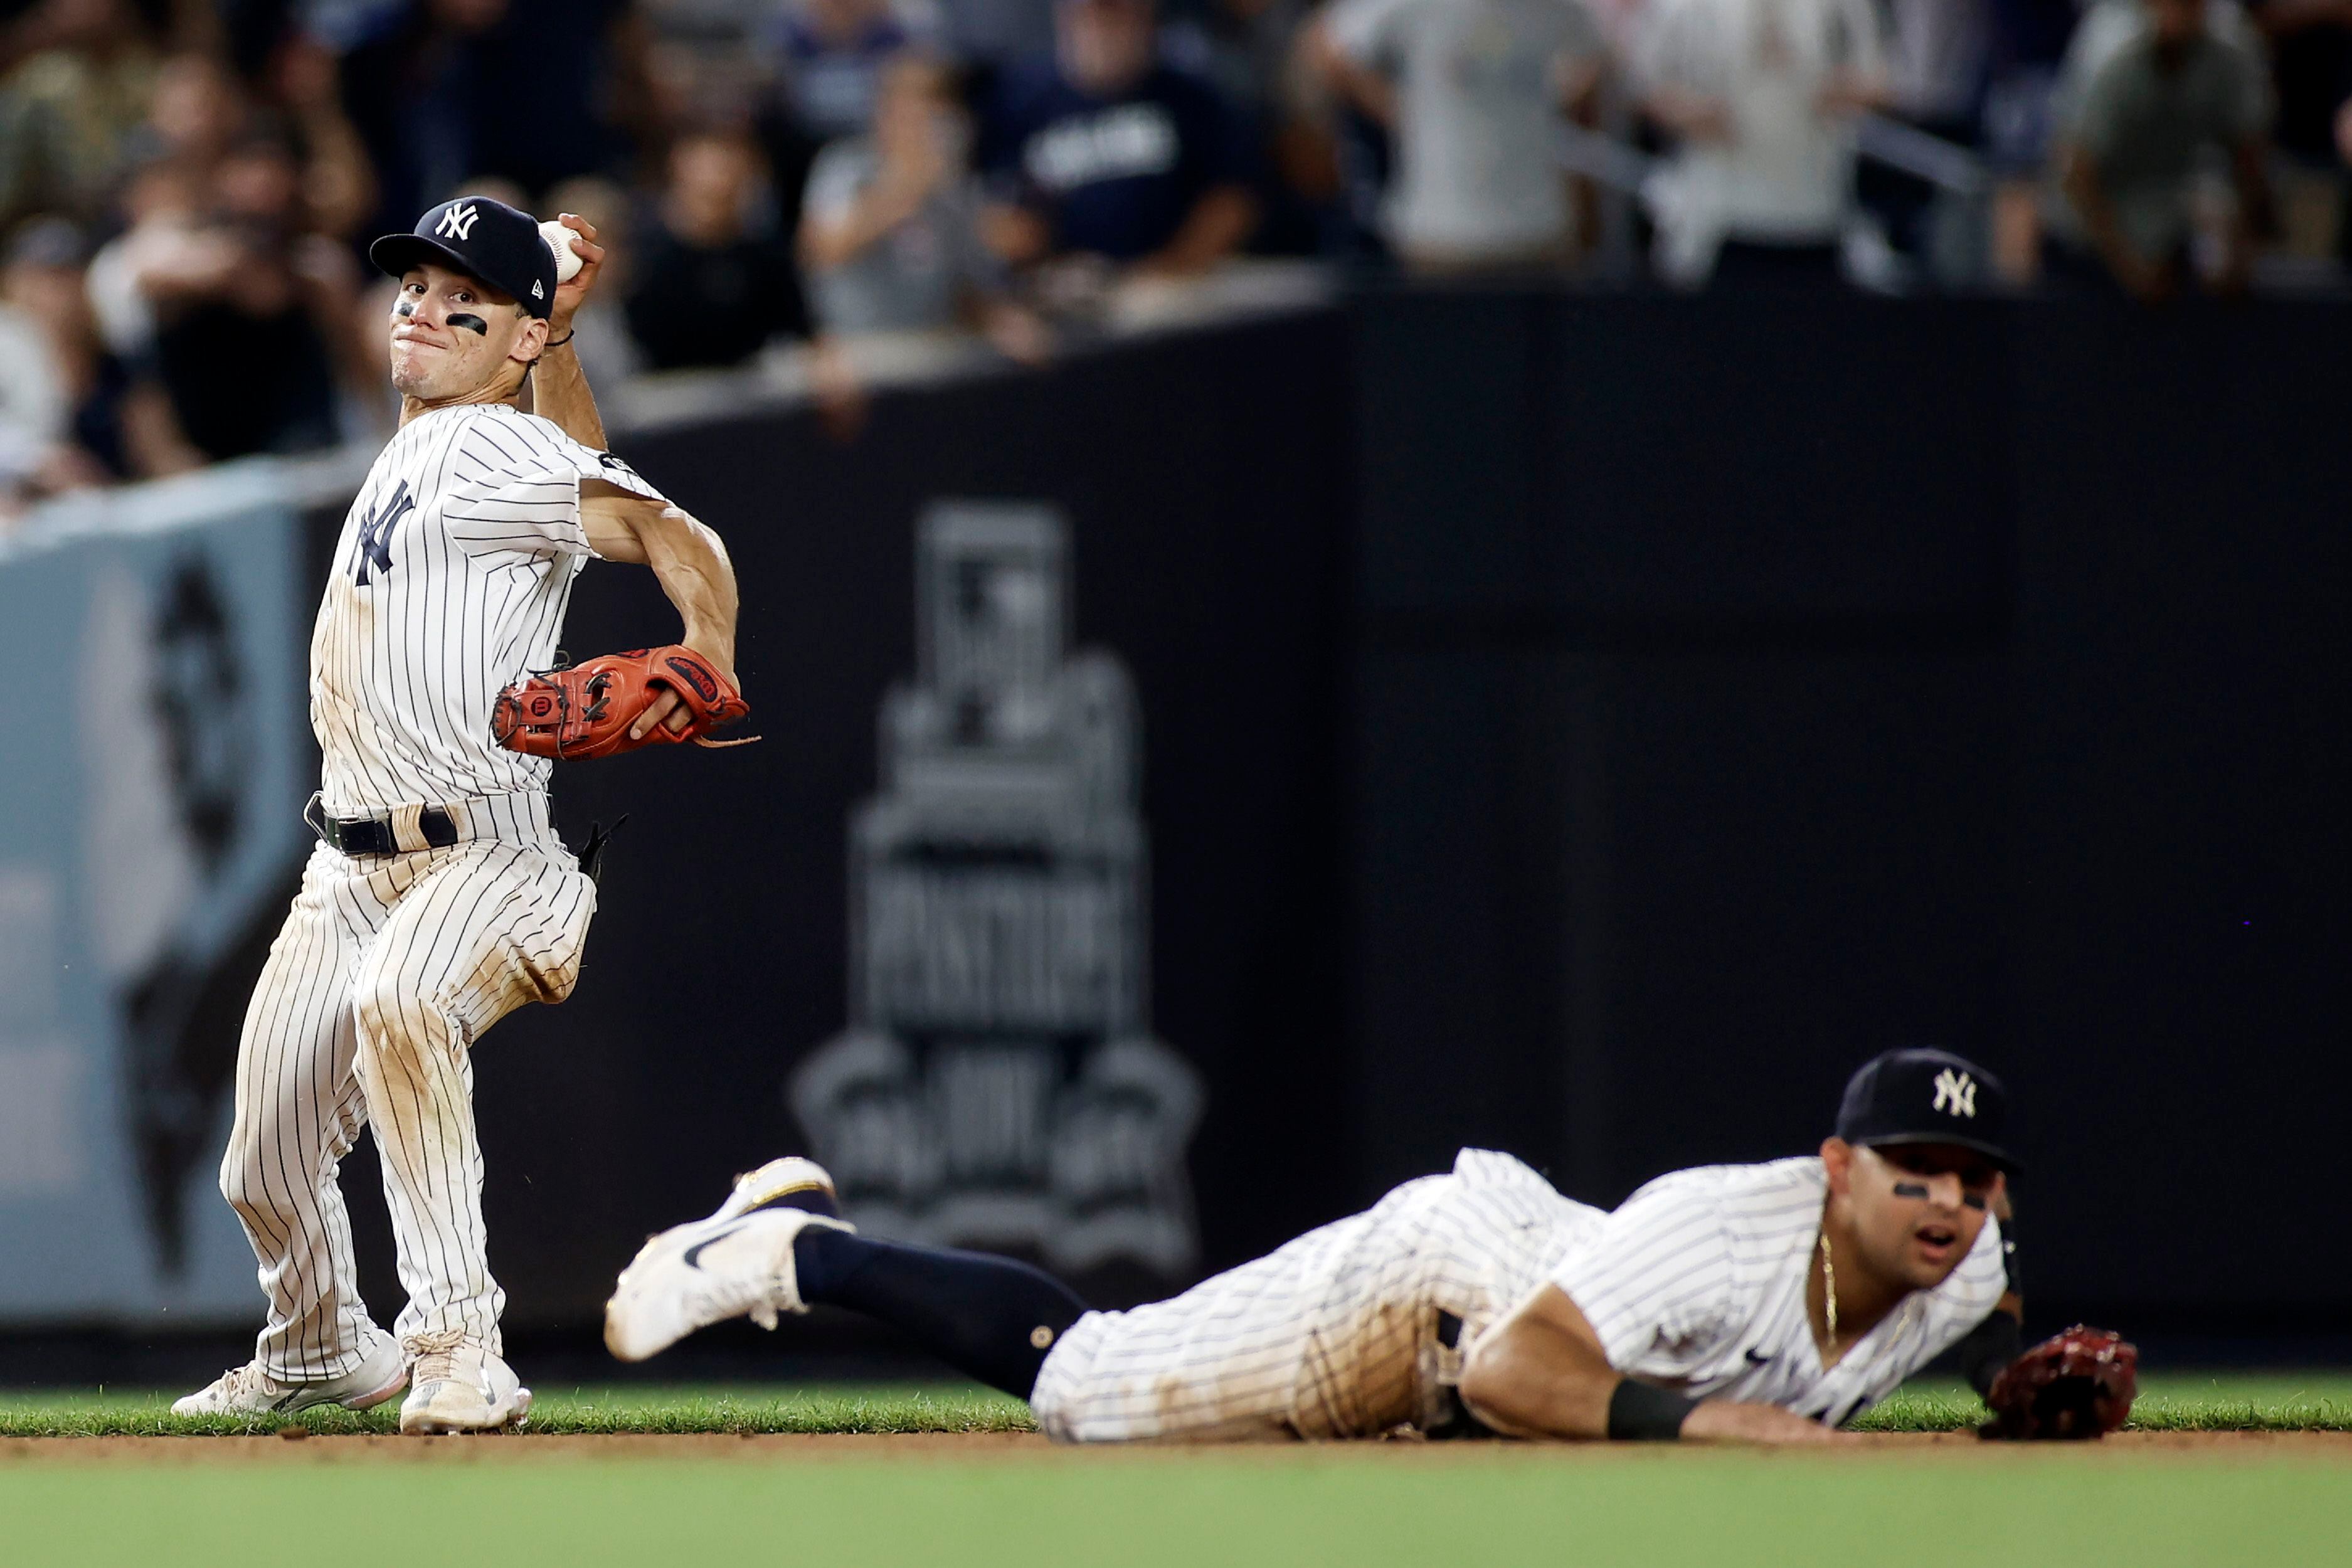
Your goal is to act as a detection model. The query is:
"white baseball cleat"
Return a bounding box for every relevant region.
[172,1335,409,1418]
[604,1156,853,1363]
[398,1332,532,1435]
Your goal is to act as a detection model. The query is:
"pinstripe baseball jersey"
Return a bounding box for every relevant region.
[312,403,668,813]
[1552,1157,2006,1427]
[1031,1150,2003,1443]
[1034,1148,1597,1442]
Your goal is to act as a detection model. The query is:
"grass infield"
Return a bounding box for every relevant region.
[0,1382,1034,1439]
[1,1379,2345,1568]
[1,1372,2347,1438]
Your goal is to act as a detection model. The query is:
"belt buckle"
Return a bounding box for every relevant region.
[302,793,338,851]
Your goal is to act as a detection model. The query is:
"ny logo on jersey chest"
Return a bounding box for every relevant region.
[355,480,415,585]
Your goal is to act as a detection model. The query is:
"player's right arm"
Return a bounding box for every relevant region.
[1459,1285,1841,1445]
[525,214,612,450]
[580,482,740,740]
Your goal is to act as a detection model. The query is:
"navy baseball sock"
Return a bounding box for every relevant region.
[787,1227,1088,1401]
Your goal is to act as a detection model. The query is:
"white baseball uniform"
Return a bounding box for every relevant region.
[219,402,667,1380]
[1030,1150,2003,1441]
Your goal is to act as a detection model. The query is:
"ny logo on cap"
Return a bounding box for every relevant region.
[437,203,480,241]
[1932,1068,1977,1118]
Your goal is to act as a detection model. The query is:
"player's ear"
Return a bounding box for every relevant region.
[1820,1137,1853,1195]
[513,310,549,366]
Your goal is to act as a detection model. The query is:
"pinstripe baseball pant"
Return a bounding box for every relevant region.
[1030,1150,1602,1442]
[217,793,595,1380]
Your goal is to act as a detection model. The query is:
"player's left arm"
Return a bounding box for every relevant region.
[579,482,741,740]
[1954,1189,2025,1396]
[525,213,612,451]
[1459,1284,1843,1445]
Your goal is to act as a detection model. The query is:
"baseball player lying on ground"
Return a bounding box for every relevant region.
[607,1047,2134,1443]
[177,195,750,1434]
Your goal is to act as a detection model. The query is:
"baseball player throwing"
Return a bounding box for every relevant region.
[177,196,746,1433]
[605,1048,2133,1442]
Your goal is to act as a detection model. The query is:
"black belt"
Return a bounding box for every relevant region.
[304,795,460,856]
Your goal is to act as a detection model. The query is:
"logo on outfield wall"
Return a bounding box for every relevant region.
[788,502,1205,1276]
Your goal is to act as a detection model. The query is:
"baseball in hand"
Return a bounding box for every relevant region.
[539,219,584,285]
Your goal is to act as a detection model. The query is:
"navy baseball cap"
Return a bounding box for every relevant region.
[1835,1047,2021,1173]
[369,196,556,319]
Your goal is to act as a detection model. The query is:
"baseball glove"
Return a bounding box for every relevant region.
[1978,1325,2139,1441]
[492,645,753,760]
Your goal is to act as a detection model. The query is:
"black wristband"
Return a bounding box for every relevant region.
[1957,1308,2025,1398]
[1607,1378,1699,1441]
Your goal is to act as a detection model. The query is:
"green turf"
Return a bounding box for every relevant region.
[3,1372,2345,1438]
[1857,1373,2352,1433]
[0,1382,1034,1438]
[2,1377,2345,1568]
[3,1445,2348,1568]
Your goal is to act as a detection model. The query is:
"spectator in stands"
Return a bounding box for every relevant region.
[627,128,810,369]
[1862,0,1990,270]
[83,157,199,362]
[263,29,378,240]
[800,53,1047,434]
[2044,0,2272,299]
[980,0,1260,278]
[2243,0,2352,258]
[1634,0,1890,288]
[336,0,649,242]
[942,0,1059,70]
[0,0,168,234]
[543,173,644,388]
[769,0,940,146]
[1,214,196,492]
[138,48,242,181]
[1308,0,1607,275]
[1164,0,1311,122]
[136,128,360,459]
[1160,0,1332,255]
[802,54,1046,343]
[751,0,938,238]
[0,218,76,517]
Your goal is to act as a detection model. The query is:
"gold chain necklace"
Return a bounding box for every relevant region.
[1818,1232,1840,1347]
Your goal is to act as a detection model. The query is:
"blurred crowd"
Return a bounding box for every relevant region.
[0,0,2336,516]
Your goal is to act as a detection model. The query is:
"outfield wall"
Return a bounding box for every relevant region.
[1347,292,2348,1325]
[1,292,2341,1333]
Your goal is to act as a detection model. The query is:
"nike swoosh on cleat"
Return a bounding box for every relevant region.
[682,1223,750,1272]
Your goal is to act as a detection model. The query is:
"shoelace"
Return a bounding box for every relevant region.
[208,1363,276,1403]
[403,1330,468,1385]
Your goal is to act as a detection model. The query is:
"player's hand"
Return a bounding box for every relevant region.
[548,213,607,335]
[627,646,738,742]
[1681,1401,1856,1446]
[628,689,694,742]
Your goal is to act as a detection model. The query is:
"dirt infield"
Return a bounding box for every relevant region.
[6,1429,2348,1465]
